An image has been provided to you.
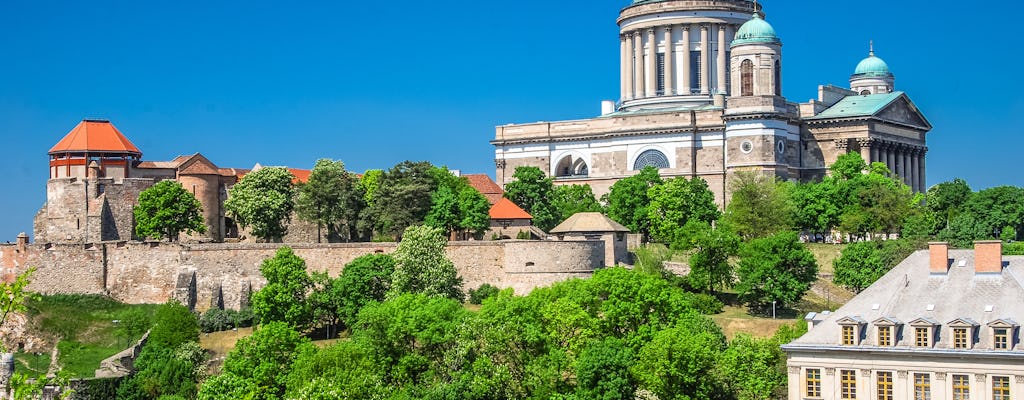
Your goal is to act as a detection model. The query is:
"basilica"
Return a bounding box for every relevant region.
[491,0,931,206]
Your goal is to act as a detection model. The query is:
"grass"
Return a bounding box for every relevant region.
[806,243,847,274]
[13,352,51,376]
[23,294,160,378]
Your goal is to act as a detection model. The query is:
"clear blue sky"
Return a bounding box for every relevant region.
[0,0,1020,240]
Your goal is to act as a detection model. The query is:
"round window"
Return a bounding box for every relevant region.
[740,140,753,154]
[776,140,786,154]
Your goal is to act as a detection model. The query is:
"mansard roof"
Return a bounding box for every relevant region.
[805,91,932,130]
[49,119,142,156]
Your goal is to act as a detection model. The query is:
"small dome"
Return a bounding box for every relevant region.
[854,53,892,77]
[732,13,781,47]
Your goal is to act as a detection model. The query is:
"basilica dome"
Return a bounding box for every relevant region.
[732,13,780,46]
[854,53,892,77]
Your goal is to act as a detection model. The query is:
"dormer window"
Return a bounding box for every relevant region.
[837,316,867,346]
[947,318,979,350]
[873,317,901,347]
[909,317,940,348]
[988,319,1019,350]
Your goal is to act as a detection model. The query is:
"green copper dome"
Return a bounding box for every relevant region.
[731,13,781,47]
[853,52,892,77]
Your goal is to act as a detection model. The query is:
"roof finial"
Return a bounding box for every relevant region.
[752,0,759,17]
[869,40,875,56]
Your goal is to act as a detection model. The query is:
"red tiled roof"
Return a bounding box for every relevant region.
[489,198,532,220]
[289,168,311,184]
[464,174,504,205]
[49,120,142,156]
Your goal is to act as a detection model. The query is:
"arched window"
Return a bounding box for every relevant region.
[741,60,754,96]
[633,149,670,170]
[860,90,872,95]
[554,155,588,177]
[774,60,782,96]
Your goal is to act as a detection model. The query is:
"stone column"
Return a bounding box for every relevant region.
[857,139,872,165]
[919,147,928,192]
[621,34,630,101]
[700,25,710,94]
[664,26,674,96]
[716,24,727,95]
[633,32,644,98]
[646,28,656,98]
[909,148,919,192]
[902,148,911,185]
[870,143,880,163]
[885,143,896,174]
[681,26,691,94]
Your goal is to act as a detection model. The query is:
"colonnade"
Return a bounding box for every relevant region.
[620,23,735,102]
[840,138,927,193]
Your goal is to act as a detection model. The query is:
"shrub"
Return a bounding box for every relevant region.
[467,284,501,305]
[200,308,234,333]
[684,293,724,315]
[516,230,532,240]
[1005,242,1024,255]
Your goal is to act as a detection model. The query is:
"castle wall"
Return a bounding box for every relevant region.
[0,239,604,311]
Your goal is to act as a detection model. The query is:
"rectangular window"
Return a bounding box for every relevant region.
[952,374,970,400]
[842,325,856,345]
[915,327,930,347]
[953,327,969,349]
[877,371,893,400]
[914,373,931,400]
[690,51,701,94]
[994,376,1011,400]
[878,326,892,346]
[995,328,1010,349]
[805,368,821,398]
[656,53,665,95]
[841,370,857,399]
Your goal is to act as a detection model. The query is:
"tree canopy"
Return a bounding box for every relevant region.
[605,166,662,238]
[251,247,313,329]
[134,180,206,241]
[647,176,721,246]
[360,161,438,240]
[224,167,296,242]
[388,225,464,301]
[295,158,364,242]
[503,166,560,232]
[735,232,818,309]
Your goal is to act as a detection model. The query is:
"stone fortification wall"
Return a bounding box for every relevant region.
[0,239,604,310]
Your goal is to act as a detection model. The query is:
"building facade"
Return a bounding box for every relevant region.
[784,241,1024,399]
[492,0,931,206]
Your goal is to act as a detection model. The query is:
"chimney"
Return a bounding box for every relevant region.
[974,240,1004,274]
[929,242,950,274]
[16,232,28,253]
[600,100,615,116]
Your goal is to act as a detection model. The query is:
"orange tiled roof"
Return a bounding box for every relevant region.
[489,198,532,220]
[289,168,311,184]
[49,120,142,156]
[464,174,504,205]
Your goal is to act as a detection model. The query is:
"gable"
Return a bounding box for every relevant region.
[177,154,220,176]
[875,96,931,130]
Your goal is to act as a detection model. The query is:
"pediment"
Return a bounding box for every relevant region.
[177,154,220,176]
[875,95,931,130]
[836,315,867,325]
[909,317,940,327]
[947,318,980,327]
[988,319,1020,328]
[872,317,902,326]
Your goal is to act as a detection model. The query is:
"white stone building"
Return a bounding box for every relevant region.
[492,0,931,206]
[784,241,1024,399]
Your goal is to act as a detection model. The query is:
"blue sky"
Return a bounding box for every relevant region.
[0,0,1020,239]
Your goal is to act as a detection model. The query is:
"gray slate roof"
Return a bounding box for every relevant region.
[788,249,1024,352]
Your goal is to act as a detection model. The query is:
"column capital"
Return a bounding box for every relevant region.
[856,138,873,147]
[647,28,656,35]
[494,159,507,169]
[834,138,849,151]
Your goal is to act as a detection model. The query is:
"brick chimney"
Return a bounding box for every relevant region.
[929,242,950,274]
[974,240,1004,274]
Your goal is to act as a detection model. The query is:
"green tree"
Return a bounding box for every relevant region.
[790,180,843,237]
[197,372,260,400]
[219,321,315,400]
[735,232,818,309]
[283,340,386,399]
[832,241,887,293]
[724,171,793,239]
[503,166,560,231]
[718,333,789,400]
[360,161,438,240]
[927,178,972,228]
[308,271,344,339]
[959,186,1024,241]
[424,185,460,236]
[336,254,395,327]
[251,247,313,328]
[224,167,296,242]
[631,313,726,400]
[387,225,463,300]
[551,184,603,222]
[1,268,37,352]
[147,300,199,350]
[457,186,491,239]
[296,159,364,243]
[118,301,202,400]
[688,224,741,294]
[133,180,206,241]
[647,177,720,245]
[605,166,662,238]
[574,338,635,400]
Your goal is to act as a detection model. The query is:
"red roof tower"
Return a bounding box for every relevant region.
[48,120,143,179]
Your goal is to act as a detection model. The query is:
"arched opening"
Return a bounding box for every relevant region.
[633,149,670,171]
[774,60,782,96]
[741,60,754,96]
[554,155,589,177]
[860,90,872,95]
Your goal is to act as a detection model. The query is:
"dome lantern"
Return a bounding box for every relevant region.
[850,41,895,95]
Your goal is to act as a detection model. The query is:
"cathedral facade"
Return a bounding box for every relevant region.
[492,0,931,206]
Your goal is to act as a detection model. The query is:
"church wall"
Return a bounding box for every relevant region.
[590,150,628,177]
[497,156,549,187]
[695,141,725,174]
[674,145,694,174]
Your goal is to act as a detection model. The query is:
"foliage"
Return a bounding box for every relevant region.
[117,301,202,400]
[688,223,741,293]
[647,176,721,246]
[631,315,726,400]
[467,283,501,305]
[251,247,313,329]
[360,161,438,240]
[502,166,560,232]
[424,184,460,236]
[457,186,492,238]
[735,232,818,309]
[605,166,662,238]
[133,180,206,241]
[224,167,296,242]
[9,372,73,400]
[295,158,364,242]
[1,268,38,345]
[575,337,635,400]
[147,300,199,351]
[551,184,603,222]
[631,243,672,276]
[199,308,235,333]
[116,308,151,341]
[335,254,395,328]
[718,333,790,400]
[387,225,464,301]
[832,241,886,293]
[959,186,1024,240]
[1005,242,1024,255]
[217,322,315,400]
[927,177,971,228]
[724,171,794,239]
[197,372,260,400]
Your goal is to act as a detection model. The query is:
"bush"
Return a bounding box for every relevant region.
[467,284,501,305]
[232,307,255,328]
[200,308,234,333]
[1005,242,1024,255]
[516,230,532,240]
[632,244,672,276]
[684,293,724,315]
